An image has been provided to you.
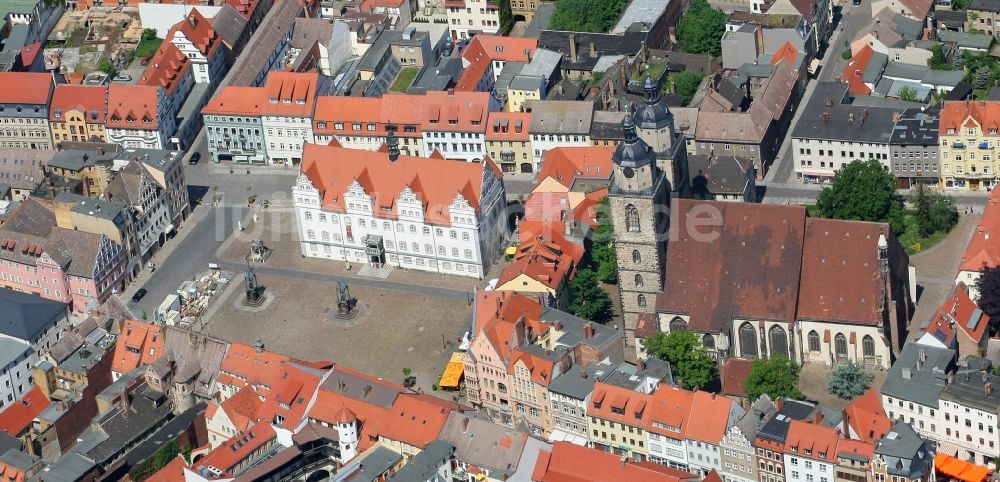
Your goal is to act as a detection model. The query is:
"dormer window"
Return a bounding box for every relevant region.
[317,121,327,129]
[283,98,291,104]
[367,123,376,131]
[947,128,955,134]
[269,97,278,104]
[352,122,361,131]
[54,110,61,120]
[335,122,344,129]
[991,129,997,135]
[296,99,305,105]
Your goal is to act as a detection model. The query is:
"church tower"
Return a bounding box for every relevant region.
[608,116,669,353]
[634,76,691,198]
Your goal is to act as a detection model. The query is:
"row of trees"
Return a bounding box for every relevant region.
[642,331,874,399]
[816,159,959,243]
[549,0,629,33]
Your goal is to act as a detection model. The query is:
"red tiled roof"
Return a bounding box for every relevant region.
[843,45,875,96]
[138,42,191,96]
[497,234,584,291]
[257,362,324,431]
[589,382,655,428]
[927,284,990,345]
[167,9,221,59]
[146,456,187,482]
[112,319,164,375]
[0,386,49,436]
[532,441,699,482]
[107,84,159,130]
[508,349,555,385]
[843,388,890,443]
[958,187,1000,272]
[49,84,109,122]
[300,143,496,224]
[0,72,53,104]
[218,342,290,397]
[785,420,840,463]
[456,35,537,92]
[941,101,1000,136]
[898,0,933,18]
[485,111,532,141]
[194,422,276,477]
[720,358,752,398]
[472,291,547,362]
[260,71,319,117]
[220,386,264,432]
[770,42,799,67]
[836,439,873,461]
[535,147,615,190]
[312,91,491,136]
[203,86,266,116]
[797,218,893,325]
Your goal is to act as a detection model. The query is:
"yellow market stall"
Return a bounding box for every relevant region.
[439,352,465,390]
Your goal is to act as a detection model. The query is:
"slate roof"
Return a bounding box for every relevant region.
[529,101,594,135]
[733,395,776,441]
[0,289,67,342]
[437,412,531,479]
[938,30,993,50]
[874,421,932,478]
[226,0,303,87]
[0,149,49,191]
[689,154,753,199]
[970,0,1000,13]
[880,343,953,407]
[757,399,818,443]
[212,5,248,49]
[891,106,940,146]
[939,362,1000,412]
[537,30,647,72]
[793,82,905,143]
[391,440,452,481]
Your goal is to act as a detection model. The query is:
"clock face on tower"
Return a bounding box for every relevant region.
[623,167,635,178]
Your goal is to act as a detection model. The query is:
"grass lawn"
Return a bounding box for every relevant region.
[633,62,667,82]
[802,205,953,255]
[389,66,419,93]
[135,35,162,59]
[897,209,951,254]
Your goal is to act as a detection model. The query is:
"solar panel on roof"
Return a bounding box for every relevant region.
[968,308,983,329]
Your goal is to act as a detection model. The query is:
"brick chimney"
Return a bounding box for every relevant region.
[583,322,594,338]
[568,34,578,63]
[775,398,783,411]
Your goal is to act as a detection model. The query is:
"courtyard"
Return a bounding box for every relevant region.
[45,10,145,74]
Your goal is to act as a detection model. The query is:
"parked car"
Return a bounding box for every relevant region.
[189,152,201,165]
[140,56,150,66]
[113,73,132,82]
[131,288,147,302]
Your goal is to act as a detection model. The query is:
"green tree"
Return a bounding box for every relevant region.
[588,197,618,283]
[743,356,804,402]
[497,0,513,35]
[975,265,1000,335]
[913,183,932,238]
[642,330,716,389]
[402,367,416,388]
[827,361,874,399]
[569,268,612,322]
[816,159,903,234]
[678,0,726,57]
[670,71,704,104]
[97,60,117,76]
[976,66,992,89]
[896,85,919,102]
[928,44,953,70]
[549,0,628,33]
[841,49,852,60]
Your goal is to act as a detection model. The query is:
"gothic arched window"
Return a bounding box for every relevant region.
[625,204,641,232]
[769,325,789,360]
[632,250,641,264]
[635,274,644,287]
[835,333,848,359]
[808,330,820,352]
[739,322,758,359]
[637,294,647,308]
[702,333,715,349]
[669,317,687,332]
[862,335,875,357]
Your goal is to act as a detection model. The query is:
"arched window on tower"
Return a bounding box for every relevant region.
[634,274,644,287]
[632,250,641,264]
[702,333,715,349]
[637,294,646,308]
[769,325,789,359]
[808,330,820,352]
[625,204,640,232]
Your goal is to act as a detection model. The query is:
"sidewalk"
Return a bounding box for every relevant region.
[120,205,213,300]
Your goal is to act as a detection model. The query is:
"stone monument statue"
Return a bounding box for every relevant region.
[243,262,264,306]
[334,280,358,319]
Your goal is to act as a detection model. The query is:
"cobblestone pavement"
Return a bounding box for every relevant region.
[907,213,981,341]
[798,362,888,411]
[202,271,473,396]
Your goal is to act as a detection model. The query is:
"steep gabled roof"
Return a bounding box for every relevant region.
[300,143,495,224]
[49,84,108,123]
[107,85,160,130]
[0,386,49,436]
[958,186,1000,272]
[844,388,891,443]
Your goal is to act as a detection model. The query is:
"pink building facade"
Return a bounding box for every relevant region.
[0,230,127,311]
